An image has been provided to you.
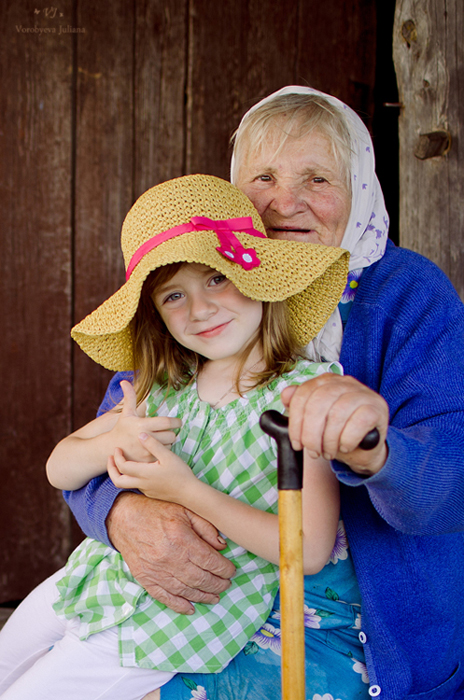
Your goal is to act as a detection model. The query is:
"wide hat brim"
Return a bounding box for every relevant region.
[72,233,348,370]
[71,174,349,370]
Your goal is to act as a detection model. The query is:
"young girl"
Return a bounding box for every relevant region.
[0,174,349,700]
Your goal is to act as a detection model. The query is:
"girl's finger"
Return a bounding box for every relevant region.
[107,454,121,478]
[149,431,177,446]
[138,432,171,460]
[143,416,182,431]
[112,446,128,471]
[109,449,135,478]
[108,454,143,489]
[112,447,155,476]
[108,454,126,484]
[120,380,137,417]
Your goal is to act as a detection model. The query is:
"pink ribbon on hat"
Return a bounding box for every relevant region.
[126,215,266,280]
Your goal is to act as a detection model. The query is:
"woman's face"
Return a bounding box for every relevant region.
[235,128,351,248]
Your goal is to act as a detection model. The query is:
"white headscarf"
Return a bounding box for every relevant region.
[231,86,390,360]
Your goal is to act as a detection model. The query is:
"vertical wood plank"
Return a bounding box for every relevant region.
[186,0,245,178]
[0,1,73,600]
[231,0,300,116]
[296,0,377,123]
[186,0,301,178]
[186,0,377,180]
[134,0,188,197]
[393,0,464,299]
[73,1,134,446]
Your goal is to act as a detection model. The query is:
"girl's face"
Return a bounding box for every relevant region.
[152,263,263,362]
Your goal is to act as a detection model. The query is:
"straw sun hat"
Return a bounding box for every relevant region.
[72,174,349,371]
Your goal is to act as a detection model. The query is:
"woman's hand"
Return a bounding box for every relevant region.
[282,373,389,476]
[106,494,234,614]
[110,381,182,463]
[108,433,196,501]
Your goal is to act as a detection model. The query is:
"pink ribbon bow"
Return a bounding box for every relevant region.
[190,216,265,271]
[126,215,266,280]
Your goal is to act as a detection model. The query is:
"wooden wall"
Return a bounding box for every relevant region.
[0,0,377,601]
[0,0,74,600]
[393,0,464,298]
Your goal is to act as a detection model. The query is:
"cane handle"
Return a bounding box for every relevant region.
[259,410,303,490]
[260,411,380,483]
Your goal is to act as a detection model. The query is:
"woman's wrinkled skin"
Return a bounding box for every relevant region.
[235,128,351,247]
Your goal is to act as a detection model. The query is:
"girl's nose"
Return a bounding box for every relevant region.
[270,186,307,217]
[188,294,216,321]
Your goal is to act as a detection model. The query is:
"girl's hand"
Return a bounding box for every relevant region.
[111,381,182,463]
[108,433,196,502]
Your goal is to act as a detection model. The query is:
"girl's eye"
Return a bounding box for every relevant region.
[209,274,227,287]
[164,291,183,303]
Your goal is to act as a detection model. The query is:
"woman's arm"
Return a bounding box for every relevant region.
[108,433,340,574]
[335,247,464,535]
[63,371,130,544]
[47,382,181,491]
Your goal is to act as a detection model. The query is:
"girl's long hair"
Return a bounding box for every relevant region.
[131,263,305,405]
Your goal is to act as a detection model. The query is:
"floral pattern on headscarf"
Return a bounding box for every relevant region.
[231,86,390,361]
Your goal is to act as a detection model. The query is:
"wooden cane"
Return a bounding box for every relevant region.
[260,410,379,700]
[260,410,305,700]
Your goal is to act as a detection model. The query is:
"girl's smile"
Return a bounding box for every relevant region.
[194,320,232,338]
[152,263,263,363]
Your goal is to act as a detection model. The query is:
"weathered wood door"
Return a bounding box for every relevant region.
[0,0,378,602]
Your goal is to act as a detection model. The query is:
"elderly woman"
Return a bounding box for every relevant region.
[67,87,464,699]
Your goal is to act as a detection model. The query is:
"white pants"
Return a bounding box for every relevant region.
[0,569,174,700]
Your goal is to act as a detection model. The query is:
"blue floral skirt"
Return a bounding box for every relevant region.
[160,522,370,700]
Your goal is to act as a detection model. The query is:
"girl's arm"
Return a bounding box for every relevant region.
[108,433,339,575]
[46,382,181,491]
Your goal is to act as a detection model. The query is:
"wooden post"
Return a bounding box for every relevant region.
[393,0,464,300]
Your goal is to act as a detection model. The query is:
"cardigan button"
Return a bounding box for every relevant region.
[359,631,367,644]
[369,685,381,697]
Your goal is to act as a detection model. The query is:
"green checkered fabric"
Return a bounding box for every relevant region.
[53,360,341,673]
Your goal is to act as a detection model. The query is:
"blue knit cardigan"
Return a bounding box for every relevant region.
[65,241,464,700]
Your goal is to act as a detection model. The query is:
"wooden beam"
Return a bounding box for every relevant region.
[72,1,134,442]
[393,0,464,299]
[134,0,187,197]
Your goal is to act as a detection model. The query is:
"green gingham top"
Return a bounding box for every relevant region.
[53,360,342,673]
